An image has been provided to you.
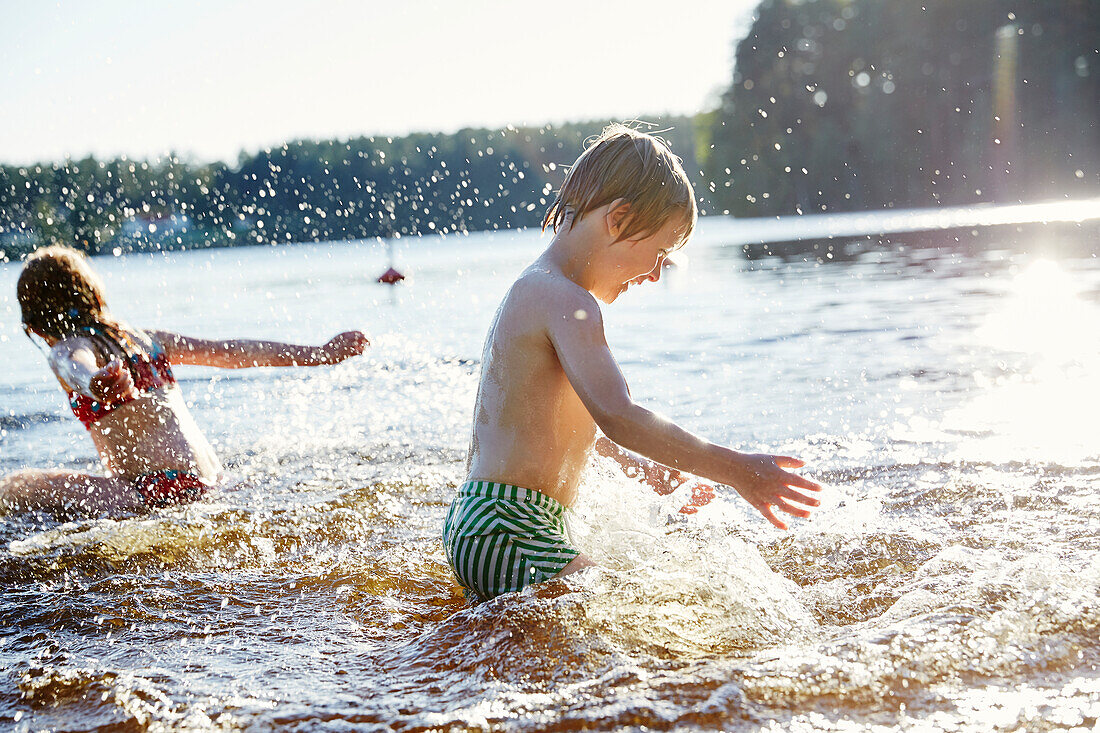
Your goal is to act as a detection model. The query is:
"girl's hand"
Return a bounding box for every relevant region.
[317,331,370,364]
[89,359,139,403]
[728,453,822,530]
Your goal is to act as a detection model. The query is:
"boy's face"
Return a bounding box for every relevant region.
[599,218,687,303]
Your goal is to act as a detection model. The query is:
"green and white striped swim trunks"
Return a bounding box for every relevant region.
[443,480,580,601]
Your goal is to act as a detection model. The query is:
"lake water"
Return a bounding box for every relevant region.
[1,217,1099,731]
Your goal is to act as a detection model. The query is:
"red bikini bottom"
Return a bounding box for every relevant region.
[133,470,211,508]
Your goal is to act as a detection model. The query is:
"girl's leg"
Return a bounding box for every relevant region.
[0,469,143,515]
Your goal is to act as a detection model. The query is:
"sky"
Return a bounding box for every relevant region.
[0,0,757,165]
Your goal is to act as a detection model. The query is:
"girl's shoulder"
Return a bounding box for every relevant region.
[120,324,157,351]
[49,333,104,362]
[50,323,150,365]
[45,335,104,393]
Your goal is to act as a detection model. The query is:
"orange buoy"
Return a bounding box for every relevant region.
[377,266,405,284]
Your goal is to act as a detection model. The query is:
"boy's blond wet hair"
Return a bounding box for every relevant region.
[543,123,697,245]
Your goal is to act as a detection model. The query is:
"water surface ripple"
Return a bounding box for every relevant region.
[1,222,1098,730]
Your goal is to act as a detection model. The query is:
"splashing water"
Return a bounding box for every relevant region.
[1,221,1098,730]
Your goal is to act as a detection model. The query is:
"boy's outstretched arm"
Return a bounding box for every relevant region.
[594,436,684,495]
[548,290,821,530]
[150,330,369,368]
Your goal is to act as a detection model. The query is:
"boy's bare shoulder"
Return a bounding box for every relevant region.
[510,267,602,323]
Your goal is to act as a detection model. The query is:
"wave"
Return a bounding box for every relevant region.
[0,412,62,431]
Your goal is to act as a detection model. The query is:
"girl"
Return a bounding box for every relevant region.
[1,245,369,515]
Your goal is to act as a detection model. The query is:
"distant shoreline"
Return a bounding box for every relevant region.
[5,197,1097,266]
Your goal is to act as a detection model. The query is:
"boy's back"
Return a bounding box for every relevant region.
[466,266,602,508]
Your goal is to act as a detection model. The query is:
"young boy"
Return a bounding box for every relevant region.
[443,125,822,601]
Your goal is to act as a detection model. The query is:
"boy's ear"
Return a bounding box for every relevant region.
[604,199,632,239]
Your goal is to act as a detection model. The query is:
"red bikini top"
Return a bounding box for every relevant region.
[67,329,177,429]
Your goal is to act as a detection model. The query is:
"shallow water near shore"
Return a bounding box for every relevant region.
[1,219,1099,731]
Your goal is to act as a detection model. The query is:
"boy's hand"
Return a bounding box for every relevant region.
[678,483,716,514]
[316,331,370,364]
[636,462,716,514]
[89,359,139,403]
[729,454,822,530]
[643,463,683,495]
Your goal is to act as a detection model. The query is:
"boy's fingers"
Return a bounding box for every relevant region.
[776,498,814,518]
[774,455,805,469]
[693,485,716,500]
[783,471,822,491]
[779,487,820,507]
[758,504,788,530]
[684,486,714,508]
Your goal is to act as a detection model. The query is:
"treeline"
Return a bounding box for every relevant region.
[702,0,1099,216]
[0,118,706,259]
[2,0,1096,259]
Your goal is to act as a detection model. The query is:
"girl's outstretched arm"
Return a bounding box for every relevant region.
[149,330,368,368]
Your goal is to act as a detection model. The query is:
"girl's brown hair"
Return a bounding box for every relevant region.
[17,245,123,343]
[542,123,697,245]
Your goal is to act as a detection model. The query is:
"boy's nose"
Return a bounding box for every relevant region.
[646,263,663,282]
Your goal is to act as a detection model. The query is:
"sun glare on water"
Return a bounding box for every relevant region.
[946,259,1100,465]
[978,258,1099,361]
